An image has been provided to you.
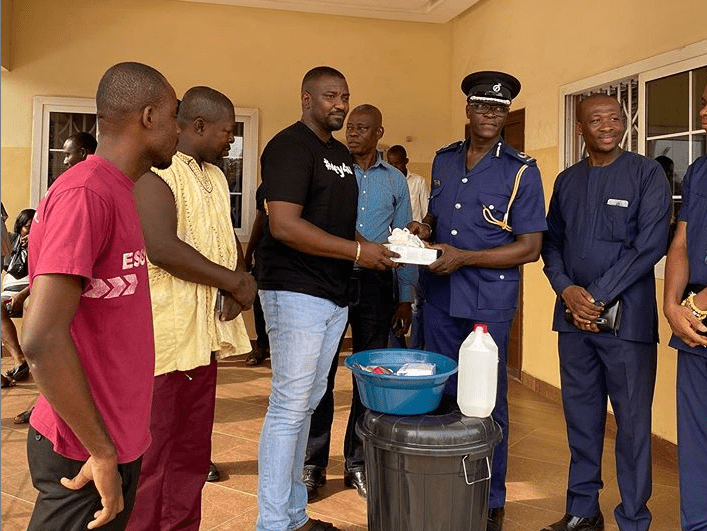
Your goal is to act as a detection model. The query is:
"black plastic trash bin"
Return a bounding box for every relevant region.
[357,409,502,531]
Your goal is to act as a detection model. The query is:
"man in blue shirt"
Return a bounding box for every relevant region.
[409,71,547,531]
[664,80,707,531]
[303,104,414,501]
[541,94,671,531]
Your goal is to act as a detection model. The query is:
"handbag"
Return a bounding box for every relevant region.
[564,299,622,334]
[682,284,707,337]
[6,237,28,279]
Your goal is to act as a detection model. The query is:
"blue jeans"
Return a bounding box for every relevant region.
[256,290,348,531]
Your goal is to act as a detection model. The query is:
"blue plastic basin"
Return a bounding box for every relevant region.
[345,349,458,415]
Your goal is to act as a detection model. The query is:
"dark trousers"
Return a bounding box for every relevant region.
[27,426,142,531]
[126,355,218,531]
[559,333,656,531]
[677,350,707,531]
[254,291,270,349]
[424,301,511,510]
[305,269,395,471]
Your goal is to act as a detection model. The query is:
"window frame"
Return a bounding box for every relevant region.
[30,97,260,241]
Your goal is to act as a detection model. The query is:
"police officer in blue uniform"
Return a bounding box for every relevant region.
[664,79,707,531]
[409,71,547,531]
[541,93,671,531]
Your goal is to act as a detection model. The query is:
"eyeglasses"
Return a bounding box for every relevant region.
[468,102,510,117]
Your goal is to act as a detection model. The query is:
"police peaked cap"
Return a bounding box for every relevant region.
[461,71,521,106]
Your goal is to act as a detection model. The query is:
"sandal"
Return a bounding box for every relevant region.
[245,347,268,366]
[6,361,29,382]
[1,374,15,388]
[13,406,33,424]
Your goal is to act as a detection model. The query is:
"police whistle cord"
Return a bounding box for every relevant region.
[482,164,528,232]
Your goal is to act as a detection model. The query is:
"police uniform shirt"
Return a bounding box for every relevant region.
[543,151,671,343]
[426,138,546,322]
[669,154,707,357]
[258,121,358,307]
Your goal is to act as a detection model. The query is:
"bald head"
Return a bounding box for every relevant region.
[576,93,621,123]
[178,86,234,128]
[96,62,172,127]
[350,104,382,127]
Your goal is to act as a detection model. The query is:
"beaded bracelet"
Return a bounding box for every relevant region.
[681,292,707,320]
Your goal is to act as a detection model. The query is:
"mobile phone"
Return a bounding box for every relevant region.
[215,291,223,313]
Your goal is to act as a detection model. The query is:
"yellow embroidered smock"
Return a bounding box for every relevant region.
[149,152,251,376]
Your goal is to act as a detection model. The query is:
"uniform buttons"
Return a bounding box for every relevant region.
[461,178,468,184]
[455,203,461,210]
[451,229,458,236]
[499,274,505,279]
[489,205,495,210]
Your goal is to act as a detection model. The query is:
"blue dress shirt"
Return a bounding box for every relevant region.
[353,152,416,302]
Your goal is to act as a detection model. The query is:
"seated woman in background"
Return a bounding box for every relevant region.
[1,208,35,388]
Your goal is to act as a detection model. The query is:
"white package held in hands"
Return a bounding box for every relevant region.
[385,228,440,265]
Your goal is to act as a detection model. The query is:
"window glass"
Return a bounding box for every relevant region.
[214,121,245,229]
[647,72,689,137]
[693,66,707,131]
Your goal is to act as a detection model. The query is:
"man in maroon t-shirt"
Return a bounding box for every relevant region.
[22,62,179,531]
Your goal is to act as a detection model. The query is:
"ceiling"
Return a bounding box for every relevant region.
[178,0,481,23]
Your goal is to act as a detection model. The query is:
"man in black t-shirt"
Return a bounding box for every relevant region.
[255,67,396,531]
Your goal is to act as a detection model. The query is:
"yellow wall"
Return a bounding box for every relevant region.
[1,0,11,71]
[2,0,703,444]
[451,0,705,443]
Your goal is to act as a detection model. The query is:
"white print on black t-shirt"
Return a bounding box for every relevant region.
[122,249,147,270]
[323,158,353,179]
[83,275,138,299]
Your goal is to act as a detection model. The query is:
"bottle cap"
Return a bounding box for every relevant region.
[474,323,488,333]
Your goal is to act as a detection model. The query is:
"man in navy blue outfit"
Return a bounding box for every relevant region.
[664,80,707,531]
[409,71,547,531]
[303,104,414,501]
[541,93,671,531]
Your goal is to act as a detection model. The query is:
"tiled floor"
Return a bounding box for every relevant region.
[1,353,680,530]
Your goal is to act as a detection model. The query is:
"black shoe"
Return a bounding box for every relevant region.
[343,469,367,500]
[541,512,604,531]
[4,361,29,382]
[487,507,505,531]
[245,346,269,366]
[207,461,220,482]
[303,467,326,502]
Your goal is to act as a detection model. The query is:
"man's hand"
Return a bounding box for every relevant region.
[218,290,244,321]
[60,454,123,529]
[427,243,465,275]
[665,302,707,348]
[561,285,602,328]
[391,302,413,337]
[565,310,601,333]
[407,221,431,241]
[356,241,398,271]
[228,271,257,310]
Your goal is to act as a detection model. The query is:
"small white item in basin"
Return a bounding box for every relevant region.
[386,228,440,265]
[396,362,436,376]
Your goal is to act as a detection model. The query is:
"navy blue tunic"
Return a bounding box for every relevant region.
[543,151,671,343]
[425,138,546,322]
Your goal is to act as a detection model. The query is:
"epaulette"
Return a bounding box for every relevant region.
[503,143,536,164]
[436,140,463,154]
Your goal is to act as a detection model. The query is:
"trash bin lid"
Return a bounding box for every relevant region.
[358,410,502,458]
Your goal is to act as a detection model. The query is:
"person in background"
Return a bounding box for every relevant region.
[541,93,670,531]
[303,105,414,501]
[1,208,35,387]
[126,86,256,531]
[663,80,707,531]
[408,71,546,531]
[22,61,179,531]
[387,144,430,349]
[62,132,98,168]
[255,66,396,531]
[243,183,270,366]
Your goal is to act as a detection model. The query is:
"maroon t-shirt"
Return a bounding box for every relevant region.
[28,155,155,463]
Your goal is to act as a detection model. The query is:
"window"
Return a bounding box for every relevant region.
[31,96,97,206]
[31,99,260,240]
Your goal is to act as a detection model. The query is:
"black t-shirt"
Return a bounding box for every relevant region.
[257,121,357,307]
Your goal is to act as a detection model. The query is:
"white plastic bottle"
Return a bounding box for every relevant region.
[457,323,499,417]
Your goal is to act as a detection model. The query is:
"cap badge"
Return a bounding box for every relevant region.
[492,83,502,93]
